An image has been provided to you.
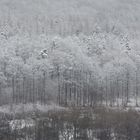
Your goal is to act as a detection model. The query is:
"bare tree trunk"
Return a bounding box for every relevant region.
[69,69,72,105]
[116,77,119,107]
[33,73,35,104]
[79,70,82,106]
[65,82,68,106]
[105,76,108,106]
[12,76,15,105]
[57,67,61,105]
[135,70,139,107]
[109,80,113,107]
[126,71,129,106]
[121,80,124,106]
[0,83,2,105]
[16,76,19,104]
[23,76,25,104]
[43,72,46,105]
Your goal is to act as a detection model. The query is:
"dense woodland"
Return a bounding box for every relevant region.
[0,32,140,107]
[0,0,140,107]
[0,0,140,139]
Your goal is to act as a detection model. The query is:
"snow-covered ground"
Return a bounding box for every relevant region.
[0,98,140,115]
[0,102,65,114]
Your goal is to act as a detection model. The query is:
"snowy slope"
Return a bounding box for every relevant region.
[0,0,140,36]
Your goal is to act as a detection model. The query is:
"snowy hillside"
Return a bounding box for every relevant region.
[1,1,140,140]
[0,0,140,108]
[0,0,140,37]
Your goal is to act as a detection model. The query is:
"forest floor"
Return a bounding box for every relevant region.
[0,98,140,115]
[0,103,65,114]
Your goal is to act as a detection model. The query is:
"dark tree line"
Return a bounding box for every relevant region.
[0,66,138,107]
[0,108,140,140]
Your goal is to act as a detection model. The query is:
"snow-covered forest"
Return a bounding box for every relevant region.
[0,0,140,107]
[1,32,140,107]
[0,0,140,139]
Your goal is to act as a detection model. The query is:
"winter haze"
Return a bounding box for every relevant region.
[0,0,140,140]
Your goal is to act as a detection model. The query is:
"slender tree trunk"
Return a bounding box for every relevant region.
[116,77,119,107]
[0,83,2,105]
[43,72,46,105]
[57,67,61,105]
[12,76,15,105]
[126,71,129,106]
[69,69,72,105]
[136,71,139,107]
[23,76,25,104]
[105,76,108,106]
[121,80,124,106]
[33,73,35,104]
